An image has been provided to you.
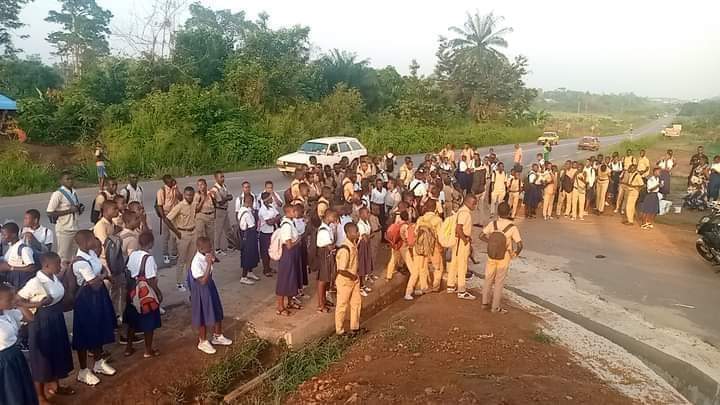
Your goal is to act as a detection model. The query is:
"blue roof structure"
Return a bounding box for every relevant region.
[0,94,17,111]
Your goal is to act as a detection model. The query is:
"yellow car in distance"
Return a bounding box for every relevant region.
[537,131,559,145]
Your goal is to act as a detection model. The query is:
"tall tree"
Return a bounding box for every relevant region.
[447,11,512,64]
[45,0,113,78]
[0,0,32,56]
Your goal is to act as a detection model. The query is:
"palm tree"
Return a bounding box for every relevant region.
[447,11,513,63]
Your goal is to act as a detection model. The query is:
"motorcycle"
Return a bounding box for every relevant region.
[695,201,720,266]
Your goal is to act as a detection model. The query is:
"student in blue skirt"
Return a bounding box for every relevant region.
[0,283,39,405]
[275,205,302,316]
[188,237,233,355]
[71,230,117,386]
[1,222,39,289]
[17,252,75,403]
[124,232,162,358]
[237,194,261,285]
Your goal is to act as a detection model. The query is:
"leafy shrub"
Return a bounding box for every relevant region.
[0,144,57,196]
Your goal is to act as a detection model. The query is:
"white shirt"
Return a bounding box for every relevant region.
[235,193,259,213]
[610,161,623,172]
[127,250,158,279]
[647,176,661,192]
[357,219,371,236]
[73,249,102,286]
[190,251,211,279]
[316,223,335,248]
[258,205,280,234]
[4,240,34,267]
[121,184,144,205]
[294,218,307,236]
[22,226,53,247]
[409,179,427,197]
[370,188,387,205]
[279,218,299,243]
[584,167,597,187]
[659,158,675,171]
[385,188,401,208]
[458,161,469,172]
[0,309,22,350]
[46,186,80,232]
[712,163,720,173]
[18,271,65,307]
[236,207,256,231]
[336,215,353,247]
[439,162,452,171]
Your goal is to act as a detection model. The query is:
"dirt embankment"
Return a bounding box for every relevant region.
[286,292,635,405]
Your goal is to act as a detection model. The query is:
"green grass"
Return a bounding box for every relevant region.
[531,329,556,344]
[544,111,653,139]
[0,143,57,196]
[204,330,269,395]
[603,134,664,156]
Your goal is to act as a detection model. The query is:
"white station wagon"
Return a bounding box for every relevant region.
[276,136,368,175]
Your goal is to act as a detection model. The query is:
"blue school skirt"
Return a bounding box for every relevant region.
[357,238,374,278]
[187,273,224,328]
[298,236,309,287]
[259,232,272,259]
[29,302,73,383]
[123,301,162,334]
[0,344,38,405]
[641,191,660,214]
[5,270,36,290]
[72,284,117,351]
[240,228,260,270]
[276,244,301,297]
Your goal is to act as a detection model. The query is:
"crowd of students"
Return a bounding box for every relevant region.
[0,138,692,405]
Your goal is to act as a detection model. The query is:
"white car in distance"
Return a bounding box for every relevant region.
[276,136,368,175]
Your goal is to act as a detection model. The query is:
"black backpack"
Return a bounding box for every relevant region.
[561,173,574,193]
[104,235,126,276]
[90,191,110,224]
[487,221,514,260]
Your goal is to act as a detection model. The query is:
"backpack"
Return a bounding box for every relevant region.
[487,221,514,260]
[414,225,436,257]
[437,213,458,248]
[104,234,126,276]
[129,254,160,314]
[561,173,574,193]
[309,200,325,228]
[90,191,109,224]
[385,155,395,173]
[15,243,41,271]
[154,188,166,218]
[384,222,403,250]
[405,223,417,248]
[50,188,80,224]
[269,220,293,261]
[284,187,294,205]
[61,257,87,312]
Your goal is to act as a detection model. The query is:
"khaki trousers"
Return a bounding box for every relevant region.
[335,276,361,334]
[161,224,177,257]
[570,190,586,219]
[596,181,609,212]
[508,191,520,218]
[482,255,511,311]
[385,245,409,280]
[542,186,555,218]
[214,208,230,251]
[409,246,442,295]
[447,240,471,293]
[176,230,196,284]
[557,190,571,216]
[615,184,627,212]
[625,189,640,224]
[490,192,505,216]
[196,213,216,240]
[55,230,77,265]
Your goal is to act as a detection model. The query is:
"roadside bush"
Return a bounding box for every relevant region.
[18,90,103,144]
[0,144,56,196]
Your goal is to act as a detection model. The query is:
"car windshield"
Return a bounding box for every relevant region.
[582,137,596,142]
[298,142,328,154]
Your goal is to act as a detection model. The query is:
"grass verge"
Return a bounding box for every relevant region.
[0,143,57,196]
[531,329,556,344]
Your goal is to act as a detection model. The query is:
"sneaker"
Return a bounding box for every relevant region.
[580,217,585,221]
[403,294,414,301]
[77,368,100,386]
[363,286,372,293]
[93,359,116,376]
[240,277,255,285]
[613,209,618,213]
[446,287,456,294]
[370,274,379,281]
[163,255,170,265]
[413,289,423,296]
[457,292,477,300]
[197,340,216,354]
[159,306,167,315]
[177,284,187,292]
[247,272,261,281]
[215,249,227,257]
[211,334,233,346]
[170,255,178,260]
[359,289,369,297]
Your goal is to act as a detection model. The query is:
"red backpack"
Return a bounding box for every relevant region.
[385,223,403,250]
[405,223,417,248]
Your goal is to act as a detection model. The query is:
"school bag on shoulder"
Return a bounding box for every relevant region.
[268,220,292,261]
[283,187,294,205]
[384,222,403,250]
[16,243,41,271]
[414,225,437,257]
[50,188,80,224]
[129,254,160,314]
[405,223,417,248]
[437,213,459,248]
[154,188,166,218]
[487,221,514,260]
[90,191,109,224]
[104,234,126,276]
[60,257,87,312]
[561,173,574,193]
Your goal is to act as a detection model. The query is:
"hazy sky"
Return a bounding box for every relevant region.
[13,0,720,100]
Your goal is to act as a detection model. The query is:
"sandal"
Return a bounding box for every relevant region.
[123,347,135,357]
[48,386,75,396]
[288,302,303,310]
[143,349,160,358]
[316,306,331,313]
[276,309,291,316]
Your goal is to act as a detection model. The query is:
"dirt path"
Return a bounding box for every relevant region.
[287,292,635,405]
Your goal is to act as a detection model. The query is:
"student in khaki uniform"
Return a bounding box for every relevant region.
[556,161,574,217]
[615,170,629,214]
[622,149,637,171]
[92,177,118,220]
[156,175,181,264]
[290,169,306,200]
[165,186,198,292]
[623,165,645,225]
[384,210,412,280]
[409,200,444,297]
[398,157,414,188]
[490,163,507,217]
[506,169,523,218]
[92,200,124,317]
[342,173,356,203]
[541,162,556,220]
[637,149,651,178]
[335,222,362,336]
[447,195,478,300]
[118,210,141,257]
[210,171,233,256]
[194,179,216,240]
[570,164,588,220]
[480,202,523,313]
[596,163,611,214]
[46,172,83,266]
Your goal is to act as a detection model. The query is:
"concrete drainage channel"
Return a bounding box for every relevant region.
[472,267,720,405]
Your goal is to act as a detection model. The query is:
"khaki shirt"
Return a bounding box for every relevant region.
[637,157,651,176]
[399,165,413,187]
[342,178,354,202]
[457,205,473,238]
[167,200,197,230]
[157,185,179,213]
[93,191,116,213]
[317,197,330,218]
[482,218,522,256]
[93,217,115,263]
[211,183,230,209]
[290,179,302,200]
[627,172,645,190]
[335,239,358,276]
[623,156,637,170]
[46,187,80,232]
[573,172,587,193]
[507,177,522,192]
[597,167,610,182]
[492,171,507,194]
[118,228,140,257]
[194,191,215,215]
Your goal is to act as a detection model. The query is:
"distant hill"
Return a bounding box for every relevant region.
[533,89,666,116]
